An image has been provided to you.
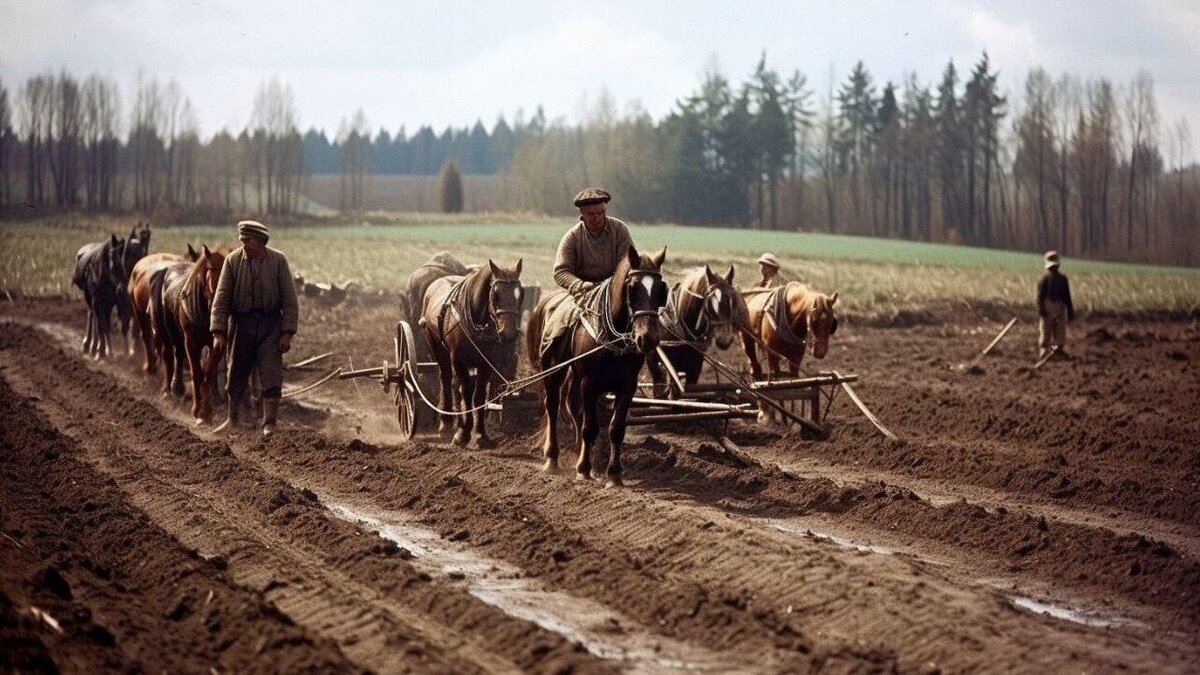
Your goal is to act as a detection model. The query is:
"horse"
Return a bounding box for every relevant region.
[421,259,524,448]
[162,246,227,424]
[404,251,472,323]
[130,244,199,373]
[646,264,747,396]
[72,233,125,359]
[115,224,151,357]
[740,282,839,380]
[526,246,668,487]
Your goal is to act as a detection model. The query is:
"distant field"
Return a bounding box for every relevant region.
[4,218,1198,318]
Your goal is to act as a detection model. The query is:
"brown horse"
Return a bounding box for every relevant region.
[115,224,151,356]
[73,234,125,359]
[526,246,668,486]
[421,259,524,448]
[740,282,839,380]
[646,264,747,395]
[162,246,227,424]
[129,244,199,373]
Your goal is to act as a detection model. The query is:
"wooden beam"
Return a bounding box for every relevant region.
[625,410,757,426]
[698,351,828,437]
[834,372,899,441]
[655,346,688,397]
[979,317,1018,358]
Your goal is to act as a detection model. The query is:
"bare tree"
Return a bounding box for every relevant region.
[1123,71,1159,254]
[0,77,14,206]
[337,110,370,213]
[81,74,121,210]
[250,78,303,214]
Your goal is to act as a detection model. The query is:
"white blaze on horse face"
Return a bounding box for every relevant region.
[511,285,522,305]
[709,288,723,315]
[640,275,657,300]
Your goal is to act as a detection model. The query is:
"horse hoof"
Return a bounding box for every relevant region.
[605,478,624,489]
[575,471,592,482]
[194,417,206,427]
[474,436,496,450]
[452,432,468,447]
[542,459,559,473]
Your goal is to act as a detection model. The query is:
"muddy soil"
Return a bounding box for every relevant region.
[1,295,1198,673]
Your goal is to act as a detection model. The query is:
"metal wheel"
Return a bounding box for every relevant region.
[395,321,421,439]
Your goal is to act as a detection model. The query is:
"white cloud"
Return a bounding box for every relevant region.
[964,7,1039,71]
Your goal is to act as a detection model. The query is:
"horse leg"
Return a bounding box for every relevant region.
[742,332,763,380]
[472,369,495,449]
[605,381,636,488]
[645,351,668,399]
[452,360,473,448]
[96,301,113,360]
[81,290,94,353]
[575,377,600,482]
[432,343,454,437]
[184,333,207,423]
[135,305,156,373]
[540,367,565,472]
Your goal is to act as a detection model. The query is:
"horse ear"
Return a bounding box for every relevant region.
[110,233,120,247]
[202,244,212,259]
[725,264,735,284]
[186,243,198,261]
[487,259,500,277]
[829,291,839,306]
[627,245,640,267]
[651,246,667,269]
[129,226,138,240]
[515,258,523,277]
[704,264,717,284]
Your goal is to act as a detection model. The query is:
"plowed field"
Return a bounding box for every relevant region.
[2,295,1197,673]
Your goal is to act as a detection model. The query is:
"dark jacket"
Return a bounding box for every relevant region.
[1037,270,1074,319]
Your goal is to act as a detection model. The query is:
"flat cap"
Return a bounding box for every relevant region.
[1043,250,1060,269]
[757,252,780,268]
[573,187,612,208]
[238,220,270,241]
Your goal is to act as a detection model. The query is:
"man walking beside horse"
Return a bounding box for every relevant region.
[211,220,300,437]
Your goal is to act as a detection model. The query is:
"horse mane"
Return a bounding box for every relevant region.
[605,252,634,325]
[465,264,493,326]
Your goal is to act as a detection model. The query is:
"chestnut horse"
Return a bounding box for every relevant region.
[162,246,227,424]
[73,234,125,359]
[526,246,668,486]
[129,244,198,373]
[646,264,747,396]
[421,259,524,448]
[740,282,839,380]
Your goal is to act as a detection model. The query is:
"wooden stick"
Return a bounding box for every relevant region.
[979,317,1018,358]
[626,410,757,426]
[655,346,688,397]
[834,372,899,441]
[286,351,334,370]
[1033,346,1057,370]
[699,351,827,437]
[339,365,387,379]
[283,368,343,398]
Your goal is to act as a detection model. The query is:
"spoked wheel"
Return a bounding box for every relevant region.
[394,321,421,439]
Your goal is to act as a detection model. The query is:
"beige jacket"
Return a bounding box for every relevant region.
[210,246,300,335]
[553,216,633,295]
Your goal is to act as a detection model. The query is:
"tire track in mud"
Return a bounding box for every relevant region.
[0,322,611,675]
[0,378,356,673]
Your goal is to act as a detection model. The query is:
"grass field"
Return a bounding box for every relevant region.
[4,217,1198,319]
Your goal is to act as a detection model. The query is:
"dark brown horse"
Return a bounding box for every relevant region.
[115,224,151,356]
[73,233,125,359]
[421,259,524,448]
[162,246,227,424]
[129,245,199,373]
[405,251,472,323]
[740,282,839,380]
[646,264,746,396]
[526,246,668,486]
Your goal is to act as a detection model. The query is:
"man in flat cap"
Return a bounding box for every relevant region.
[1036,250,1075,359]
[755,252,787,288]
[211,220,300,436]
[553,187,634,297]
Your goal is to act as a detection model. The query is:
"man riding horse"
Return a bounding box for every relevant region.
[553,187,633,298]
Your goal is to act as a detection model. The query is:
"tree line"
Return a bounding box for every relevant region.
[1,57,1197,265]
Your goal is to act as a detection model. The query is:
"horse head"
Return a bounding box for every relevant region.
[105,234,125,285]
[804,290,839,358]
[616,245,668,355]
[121,226,149,283]
[700,263,745,350]
[485,258,524,341]
[197,245,226,301]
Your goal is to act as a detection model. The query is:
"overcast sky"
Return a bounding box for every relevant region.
[2,0,1198,160]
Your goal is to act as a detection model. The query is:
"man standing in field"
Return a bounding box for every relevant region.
[1037,250,1075,358]
[755,253,787,288]
[211,220,300,437]
[553,187,633,297]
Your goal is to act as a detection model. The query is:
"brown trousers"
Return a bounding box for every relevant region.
[227,312,284,401]
[1039,299,1068,352]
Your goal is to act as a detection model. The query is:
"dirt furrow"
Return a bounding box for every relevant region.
[0,322,611,675]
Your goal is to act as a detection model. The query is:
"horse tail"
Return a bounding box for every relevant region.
[525,292,551,377]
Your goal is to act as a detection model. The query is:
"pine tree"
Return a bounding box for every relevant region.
[438,160,464,213]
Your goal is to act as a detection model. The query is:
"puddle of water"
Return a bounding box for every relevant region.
[1009,596,1131,629]
[760,518,903,556]
[326,500,733,673]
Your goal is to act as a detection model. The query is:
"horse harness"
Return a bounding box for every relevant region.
[578,269,663,355]
[761,283,807,347]
[659,280,732,349]
[439,275,522,345]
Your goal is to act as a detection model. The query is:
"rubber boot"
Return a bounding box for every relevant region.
[262,398,280,437]
[212,406,239,435]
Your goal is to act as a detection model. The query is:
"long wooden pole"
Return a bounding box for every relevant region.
[833,371,899,441]
[978,317,1018,358]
